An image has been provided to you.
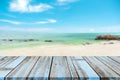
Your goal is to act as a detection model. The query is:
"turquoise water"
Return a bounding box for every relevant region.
[0,32,120,49]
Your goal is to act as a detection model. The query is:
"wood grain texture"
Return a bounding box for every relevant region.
[5,56,26,68]
[0,57,17,67]
[71,56,83,60]
[0,56,5,60]
[0,56,120,80]
[28,56,52,80]
[109,56,120,64]
[96,56,120,76]
[0,56,26,80]
[72,57,99,80]
[84,56,120,80]
[50,56,71,80]
[6,56,39,80]
[66,56,78,80]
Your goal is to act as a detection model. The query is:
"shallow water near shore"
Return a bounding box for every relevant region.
[0,32,120,50]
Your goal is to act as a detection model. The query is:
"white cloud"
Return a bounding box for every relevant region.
[34,19,57,24]
[0,27,54,32]
[28,4,53,12]
[9,0,53,13]
[0,19,22,25]
[48,19,57,23]
[89,28,95,32]
[35,21,48,24]
[57,0,79,5]
[1,13,16,18]
[0,19,57,25]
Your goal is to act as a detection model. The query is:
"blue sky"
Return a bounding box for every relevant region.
[0,0,120,33]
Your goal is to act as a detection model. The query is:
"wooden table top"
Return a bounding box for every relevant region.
[0,56,120,80]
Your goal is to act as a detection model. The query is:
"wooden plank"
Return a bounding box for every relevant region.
[5,56,26,68]
[0,57,14,62]
[84,57,120,79]
[0,56,120,80]
[0,56,26,80]
[0,57,17,67]
[0,68,13,70]
[96,56,120,76]
[0,71,11,80]
[0,56,5,60]
[28,56,52,80]
[71,56,83,60]
[109,56,120,64]
[6,56,39,80]
[0,56,19,78]
[50,56,71,80]
[72,57,99,80]
[66,57,78,79]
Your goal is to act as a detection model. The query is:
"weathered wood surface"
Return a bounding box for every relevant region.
[109,56,120,63]
[50,56,71,80]
[71,56,83,60]
[0,56,26,80]
[66,57,78,79]
[6,56,39,80]
[84,57,120,80]
[0,56,5,60]
[0,56,120,80]
[72,57,99,80]
[28,56,52,80]
[96,56,120,76]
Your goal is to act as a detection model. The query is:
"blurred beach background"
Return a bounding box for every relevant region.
[0,0,120,55]
[0,31,120,50]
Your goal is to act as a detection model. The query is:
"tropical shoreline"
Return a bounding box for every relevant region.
[0,40,120,56]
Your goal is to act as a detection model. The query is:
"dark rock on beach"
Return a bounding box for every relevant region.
[95,34,120,40]
[44,40,53,42]
[9,39,13,41]
[2,39,7,41]
[0,39,40,42]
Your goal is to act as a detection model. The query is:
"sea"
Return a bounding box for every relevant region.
[0,31,120,50]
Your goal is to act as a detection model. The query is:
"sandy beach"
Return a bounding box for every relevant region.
[0,41,120,56]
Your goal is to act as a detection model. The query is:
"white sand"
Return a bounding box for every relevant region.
[0,41,120,56]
